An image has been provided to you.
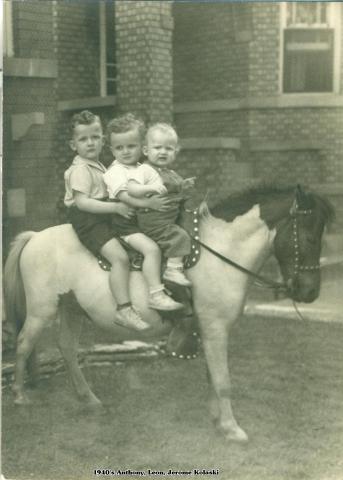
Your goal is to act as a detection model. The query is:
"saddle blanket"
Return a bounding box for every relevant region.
[97,206,201,272]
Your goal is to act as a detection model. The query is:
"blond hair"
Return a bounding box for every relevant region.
[106,113,146,143]
[146,123,179,147]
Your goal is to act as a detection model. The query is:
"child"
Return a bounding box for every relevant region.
[103,114,183,310]
[127,123,194,286]
[64,110,150,331]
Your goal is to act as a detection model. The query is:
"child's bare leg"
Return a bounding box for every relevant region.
[123,233,161,289]
[100,238,130,304]
[100,238,149,330]
[124,233,183,311]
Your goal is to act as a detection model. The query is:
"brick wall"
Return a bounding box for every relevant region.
[173,2,251,102]
[246,4,343,189]
[249,108,343,184]
[12,0,54,59]
[115,1,173,123]
[55,1,175,221]
[53,1,105,222]
[174,148,247,207]
[56,1,100,101]
[4,0,343,250]
[248,3,280,96]
[173,2,343,232]
[3,2,57,254]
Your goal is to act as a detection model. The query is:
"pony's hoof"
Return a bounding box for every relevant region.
[88,400,103,409]
[14,394,32,406]
[82,401,106,416]
[83,396,103,410]
[217,422,249,443]
[224,426,249,443]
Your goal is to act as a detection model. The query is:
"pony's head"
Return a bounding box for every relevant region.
[273,185,334,303]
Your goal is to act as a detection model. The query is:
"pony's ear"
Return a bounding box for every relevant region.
[199,201,210,218]
[295,184,311,209]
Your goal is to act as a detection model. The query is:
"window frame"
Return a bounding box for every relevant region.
[3,0,14,58]
[99,1,116,97]
[279,2,341,95]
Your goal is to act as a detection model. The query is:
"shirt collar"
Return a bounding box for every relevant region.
[148,163,169,173]
[110,160,141,169]
[72,155,106,172]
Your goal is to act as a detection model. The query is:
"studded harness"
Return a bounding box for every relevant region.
[289,200,321,277]
[183,199,321,293]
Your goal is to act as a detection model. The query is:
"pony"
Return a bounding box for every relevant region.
[3,184,334,442]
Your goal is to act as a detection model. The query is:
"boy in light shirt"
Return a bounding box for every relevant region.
[103,114,184,311]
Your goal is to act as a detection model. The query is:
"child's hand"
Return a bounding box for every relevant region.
[181,177,196,191]
[146,195,174,212]
[152,184,168,195]
[114,203,136,219]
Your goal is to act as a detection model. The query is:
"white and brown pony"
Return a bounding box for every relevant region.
[3,184,333,442]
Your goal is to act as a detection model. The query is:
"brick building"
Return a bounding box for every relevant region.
[3,1,343,255]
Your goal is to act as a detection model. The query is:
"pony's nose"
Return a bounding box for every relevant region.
[301,286,319,303]
[289,278,320,303]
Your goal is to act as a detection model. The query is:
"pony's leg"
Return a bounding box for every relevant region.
[205,366,220,421]
[13,315,47,405]
[202,324,248,442]
[57,298,102,407]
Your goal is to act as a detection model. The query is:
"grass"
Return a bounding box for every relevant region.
[2,315,343,480]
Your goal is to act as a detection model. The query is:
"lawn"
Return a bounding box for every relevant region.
[2,315,343,480]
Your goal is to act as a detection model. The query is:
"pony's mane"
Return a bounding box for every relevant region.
[207,182,335,225]
[308,191,335,224]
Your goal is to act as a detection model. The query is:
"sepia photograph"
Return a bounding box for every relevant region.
[1,1,343,479]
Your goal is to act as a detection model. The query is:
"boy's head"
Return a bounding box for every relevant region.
[143,123,180,169]
[106,113,145,166]
[69,110,103,161]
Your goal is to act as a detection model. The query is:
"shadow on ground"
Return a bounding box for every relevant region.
[2,316,343,480]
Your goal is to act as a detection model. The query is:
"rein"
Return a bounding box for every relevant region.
[187,197,321,319]
[193,235,309,322]
[191,236,287,292]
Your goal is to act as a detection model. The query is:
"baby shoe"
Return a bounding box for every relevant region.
[163,267,192,287]
[115,306,150,331]
[149,290,184,311]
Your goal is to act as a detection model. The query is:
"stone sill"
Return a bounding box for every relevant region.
[250,141,323,152]
[310,183,343,196]
[4,58,57,78]
[58,96,116,111]
[180,137,240,150]
[174,94,343,114]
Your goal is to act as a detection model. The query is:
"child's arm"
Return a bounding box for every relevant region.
[74,191,135,219]
[127,181,166,198]
[181,176,196,195]
[117,190,171,211]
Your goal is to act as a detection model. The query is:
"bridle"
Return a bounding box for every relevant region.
[188,197,321,295]
[289,199,320,278]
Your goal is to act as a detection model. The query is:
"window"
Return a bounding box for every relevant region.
[3,0,14,58]
[99,1,117,96]
[281,3,341,93]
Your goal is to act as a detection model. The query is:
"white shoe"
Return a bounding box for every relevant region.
[115,306,150,331]
[163,267,192,287]
[149,290,184,311]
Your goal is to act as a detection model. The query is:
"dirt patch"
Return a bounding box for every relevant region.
[2,316,343,480]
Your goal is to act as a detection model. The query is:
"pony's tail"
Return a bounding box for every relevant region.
[3,231,36,335]
[4,231,41,386]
